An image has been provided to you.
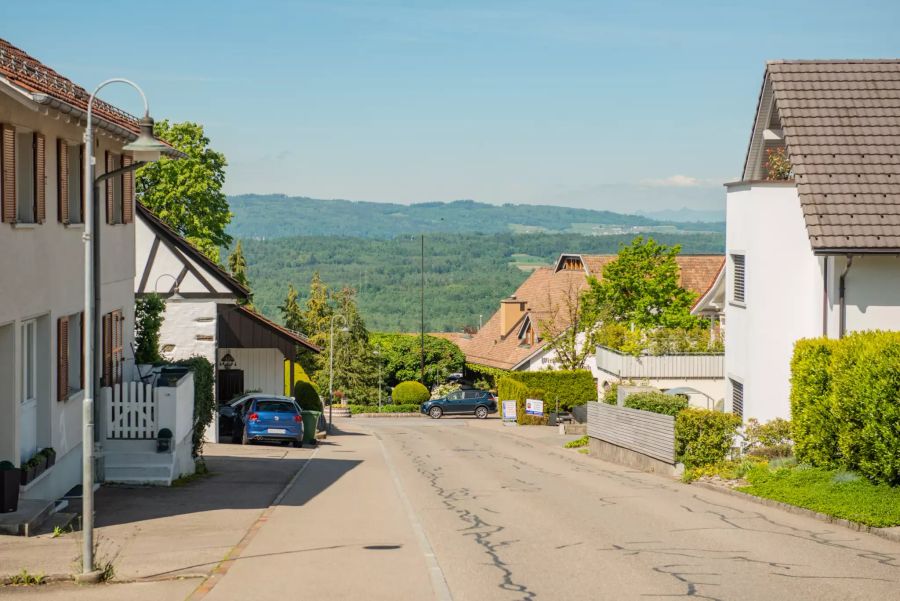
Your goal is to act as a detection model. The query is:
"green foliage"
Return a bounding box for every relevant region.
[565,435,589,448]
[228,241,250,289]
[738,465,900,528]
[497,377,548,425]
[317,286,379,404]
[743,418,793,459]
[136,121,231,262]
[430,382,461,400]
[790,332,900,484]
[623,392,688,417]
[392,381,430,404]
[503,370,596,411]
[293,380,322,411]
[595,324,723,356]
[279,284,305,333]
[583,237,700,330]
[602,381,619,405]
[764,147,793,181]
[172,356,215,458]
[348,404,420,414]
[465,363,508,392]
[239,231,724,333]
[371,333,465,387]
[675,408,741,468]
[228,194,725,240]
[0,460,14,470]
[134,293,166,364]
[682,456,767,483]
[790,338,840,467]
[536,280,595,370]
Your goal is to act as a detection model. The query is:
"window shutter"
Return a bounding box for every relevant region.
[122,154,133,224]
[105,150,114,224]
[732,254,746,304]
[102,312,112,387]
[1,124,15,223]
[80,313,85,389]
[58,316,69,401]
[113,310,124,385]
[57,140,69,223]
[79,145,85,221]
[34,133,46,224]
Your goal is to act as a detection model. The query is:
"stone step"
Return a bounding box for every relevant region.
[105,464,172,482]
[0,498,55,537]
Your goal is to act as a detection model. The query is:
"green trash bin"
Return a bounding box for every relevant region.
[300,410,322,445]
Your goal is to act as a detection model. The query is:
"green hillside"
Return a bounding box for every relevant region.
[228,195,724,240]
[243,231,725,332]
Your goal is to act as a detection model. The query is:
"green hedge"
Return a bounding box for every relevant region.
[790,338,840,467]
[504,370,596,411]
[624,392,688,417]
[497,377,547,425]
[675,408,741,468]
[392,381,430,404]
[172,356,214,458]
[348,404,421,414]
[293,380,323,412]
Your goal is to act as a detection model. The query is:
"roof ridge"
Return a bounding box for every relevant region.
[768,59,900,65]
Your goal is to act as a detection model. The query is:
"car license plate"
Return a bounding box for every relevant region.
[267,428,286,434]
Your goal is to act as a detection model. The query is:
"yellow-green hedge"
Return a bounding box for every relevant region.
[497,377,547,425]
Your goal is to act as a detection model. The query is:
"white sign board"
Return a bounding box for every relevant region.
[502,400,517,421]
[525,398,544,416]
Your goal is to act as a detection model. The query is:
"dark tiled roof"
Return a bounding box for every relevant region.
[766,60,900,251]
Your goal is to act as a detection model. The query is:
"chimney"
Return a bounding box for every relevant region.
[500,296,526,336]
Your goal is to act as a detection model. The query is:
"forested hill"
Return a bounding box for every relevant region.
[228,194,723,239]
[244,231,725,332]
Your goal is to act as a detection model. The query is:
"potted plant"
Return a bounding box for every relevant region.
[20,457,36,486]
[0,461,20,513]
[40,448,56,469]
[32,453,47,478]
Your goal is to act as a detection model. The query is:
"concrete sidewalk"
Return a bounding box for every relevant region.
[0,442,311,590]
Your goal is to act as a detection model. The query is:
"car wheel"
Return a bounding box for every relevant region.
[429,406,443,419]
[475,406,488,419]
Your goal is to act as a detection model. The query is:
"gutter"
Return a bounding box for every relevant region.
[838,256,854,338]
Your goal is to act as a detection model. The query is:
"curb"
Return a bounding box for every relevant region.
[690,481,900,544]
[352,413,424,418]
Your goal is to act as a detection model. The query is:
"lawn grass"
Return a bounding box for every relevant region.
[737,465,900,528]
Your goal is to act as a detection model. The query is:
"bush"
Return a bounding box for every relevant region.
[675,408,741,468]
[134,294,166,364]
[172,356,214,458]
[430,382,461,400]
[504,370,596,411]
[293,380,323,411]
[391,381,430,404]
[348,404,421,414]
[744,418,792,459]
[790,338,840,467]
[603,382,618,405]
[497,377,548,425]
[623,391,688,417]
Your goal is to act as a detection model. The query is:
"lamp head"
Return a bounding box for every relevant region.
[123,115,169,163]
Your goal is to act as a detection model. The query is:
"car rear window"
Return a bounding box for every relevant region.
[255,400,296,413]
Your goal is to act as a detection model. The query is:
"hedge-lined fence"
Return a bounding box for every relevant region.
[791,332,900,484]
[503,370,596,411]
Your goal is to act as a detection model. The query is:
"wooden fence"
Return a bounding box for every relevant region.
[104,381,157,439]
[587,401,675,463]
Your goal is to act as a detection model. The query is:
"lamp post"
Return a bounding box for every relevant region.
[328,313,349,432]
[81,79,168,578]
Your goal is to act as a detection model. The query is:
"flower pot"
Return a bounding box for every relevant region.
[20,465,35,486]
[0,469,20,512]
[44,453,55,468]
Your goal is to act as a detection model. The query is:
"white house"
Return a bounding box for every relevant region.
[135,203,320,439]
[0,38,178,506]
[725,59,900,422]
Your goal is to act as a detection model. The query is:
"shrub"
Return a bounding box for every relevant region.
[744,418,793,459]
[134,293,166,364]
[603,382,618,405]
[790,338,840,467]
[431,382,461,400]
[293,380,323,411]
[497,377,548,425]
[623,391,688,417]
[348,403,421,414]
[504,370,596,411]
[391,381,430,404]
[675,408,741,468]
[172,356,215,458]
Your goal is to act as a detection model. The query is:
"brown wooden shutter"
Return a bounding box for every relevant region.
[57,140,69,223]
[34,133,46,223]
[79,145,85,221]
[102,312,112,387]
[105,150,114,224]
[122,154,133,224]
[1,124,15,223]
[57,316,69,401]
[80,313,85,389]
[113,310,124,385]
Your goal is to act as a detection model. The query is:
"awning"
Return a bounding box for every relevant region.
[217,304,320,359]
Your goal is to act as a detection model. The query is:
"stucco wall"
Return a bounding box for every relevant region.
[219,347,286,396]
[0,90,136,502]
[157,299,219,365]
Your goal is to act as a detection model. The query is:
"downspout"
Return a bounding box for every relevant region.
[822,256,829,337]
[838,256,854,338]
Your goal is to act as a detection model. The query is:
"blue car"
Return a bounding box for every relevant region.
[237,397,304,447]
[421,389,497,419]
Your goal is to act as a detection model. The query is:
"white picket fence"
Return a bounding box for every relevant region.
[104,382,157,439]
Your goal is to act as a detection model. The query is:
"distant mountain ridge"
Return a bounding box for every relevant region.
[227,194,724,239]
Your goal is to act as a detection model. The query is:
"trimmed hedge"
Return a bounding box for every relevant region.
[349,404,420,414]
[790,338,840,467]
[392,381,430,404]
[504,370,596,411]
[624,392,688,417]
[497,377,547,425]
[675,408,741,468]
[293,380,323,412]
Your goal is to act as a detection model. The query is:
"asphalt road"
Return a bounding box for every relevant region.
[368,417,900,601]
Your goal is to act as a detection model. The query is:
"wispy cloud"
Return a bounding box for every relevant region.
[642,174,707,188]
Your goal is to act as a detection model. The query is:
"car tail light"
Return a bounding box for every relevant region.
[248,412,259,422]
[293,414,302,423]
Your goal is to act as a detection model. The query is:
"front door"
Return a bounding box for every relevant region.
[19,320,37,464]
[217,369,245,403]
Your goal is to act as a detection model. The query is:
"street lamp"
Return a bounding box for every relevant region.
[81,79,167,579]
[328,313,349,431]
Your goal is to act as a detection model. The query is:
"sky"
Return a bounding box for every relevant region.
[4,1,900,214]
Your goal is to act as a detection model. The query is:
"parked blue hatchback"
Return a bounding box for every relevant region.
[421,389,497,419]
[238,397,304,447]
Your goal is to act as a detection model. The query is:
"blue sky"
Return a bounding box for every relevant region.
[5,1,900,213]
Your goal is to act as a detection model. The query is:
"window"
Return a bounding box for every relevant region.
[106,152,122,224]
[21,320,37,404]
[731,254,746,304]
[102,310,124,386]
[58,141,83,224]
[730,379,744,418]
[16,131,34,223]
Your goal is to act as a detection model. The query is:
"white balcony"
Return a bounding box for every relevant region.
[595,345,724,380]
